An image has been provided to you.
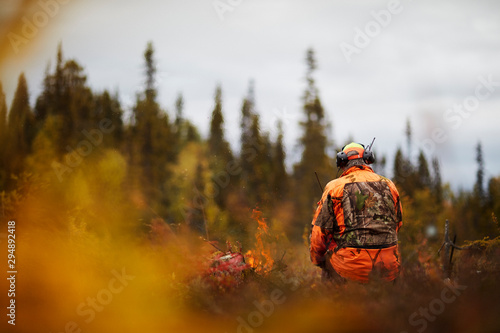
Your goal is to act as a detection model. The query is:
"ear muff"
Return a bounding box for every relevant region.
[336,151,348,168]
[337,142,375,167]
[363,149,375,165]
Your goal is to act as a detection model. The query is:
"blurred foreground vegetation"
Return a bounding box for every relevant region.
[0,44,499,332]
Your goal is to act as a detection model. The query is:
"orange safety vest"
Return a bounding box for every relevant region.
[310,165,403,283]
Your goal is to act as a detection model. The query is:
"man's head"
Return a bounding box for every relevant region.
[336,142,375,168]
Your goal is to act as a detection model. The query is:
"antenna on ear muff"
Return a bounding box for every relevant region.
[363,137,376,164]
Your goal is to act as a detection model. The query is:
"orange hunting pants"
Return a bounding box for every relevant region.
[327,245,400,283]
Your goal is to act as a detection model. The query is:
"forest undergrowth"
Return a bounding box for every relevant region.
[1,170,499,333]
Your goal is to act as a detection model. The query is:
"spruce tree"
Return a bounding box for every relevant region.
[471,142,493,236]
[417,150,431,189]
[63,60,93,140]
[292,48,333,239]
[144,42,156,101]
[34,64,51,124]
[130,42,177,215]
[188,162,207,235]
[208,85,232,161]
[55,43,64,114]
[34,44,93,153]
[405,117,412,156]
[236,82,279,211]
[393,148,406,190]
[174,93,184,141]
[474,141,485,204]
[239,82,259,202]
[207,85,233,208]
[246,113,271,207]
[487,177,500,230]
[432,157,443,205]
[393,146,417,195]
[94,90,123,148]
[171,93,199,144]
[240,81,255,155]
[54,43,73,150]
[272,121,287,199]
[7,73,35,177]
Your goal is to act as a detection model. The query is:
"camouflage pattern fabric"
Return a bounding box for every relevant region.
[334,181,399,249]
[313,194,340,231]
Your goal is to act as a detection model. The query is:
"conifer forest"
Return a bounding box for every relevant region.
[0,1,499,332]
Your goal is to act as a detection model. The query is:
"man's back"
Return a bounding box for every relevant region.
[310,142,403,283]
[324,166,401,250]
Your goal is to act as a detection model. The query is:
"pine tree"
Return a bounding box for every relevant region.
[393,146,417,195]
[188,162,207,235]
[417,150,431,189]
[393,148,407,191]
[94,90,123,148]
[34,64,51,124]
[63,59,93,143]
[174,93,184,138]
[130,42,177,214]
[185,124,201,143]
[144,42,156,101]
[432,157,443,204]
[172,93,200,145]
[34,45,63,122]
[170,93,199,144]
[487,177,500,231]
[272,121,288,199]
[55,42,64,113]
[468,141,492,236]
[34,44,93,153]
[208,85,233,159]
[405,117,412,156]
[239,82,258,200]
[292,48,333,239]
[7,73,35,177]
[474,141,485,204]
[52,43,72,150]
[246,113,271,207]
[207,85,233,208]
[240,81,255,151]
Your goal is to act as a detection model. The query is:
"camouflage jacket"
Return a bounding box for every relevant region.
[310,165,402,266]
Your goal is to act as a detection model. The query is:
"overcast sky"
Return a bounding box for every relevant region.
[1,0,499,191]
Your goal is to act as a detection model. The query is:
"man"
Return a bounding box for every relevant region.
[310,141,403,283]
